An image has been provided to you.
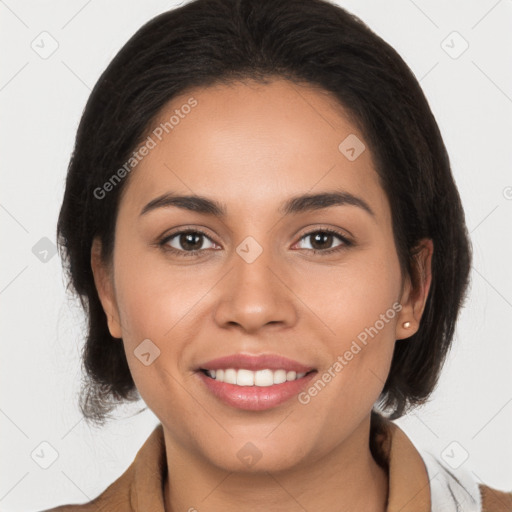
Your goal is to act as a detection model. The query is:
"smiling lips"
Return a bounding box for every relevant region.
[196,353,317,410]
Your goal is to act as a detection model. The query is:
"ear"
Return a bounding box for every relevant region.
[396,238,434,340]
[90,237,123,339]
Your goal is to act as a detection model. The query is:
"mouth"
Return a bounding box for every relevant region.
[194,353,318,411]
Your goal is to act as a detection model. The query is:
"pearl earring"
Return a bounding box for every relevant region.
[403,321,411,329]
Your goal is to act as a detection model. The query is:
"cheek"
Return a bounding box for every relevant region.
[315,248,401,341]
[112,245,206,344]
[112,255,193,418]
[111,247,219,406]
[302,246,401,405]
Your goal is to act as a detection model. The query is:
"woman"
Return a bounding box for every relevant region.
[45,0,511,510]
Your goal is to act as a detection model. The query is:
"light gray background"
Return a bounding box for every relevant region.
[1,0,511,510]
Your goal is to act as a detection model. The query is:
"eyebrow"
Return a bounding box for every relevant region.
[139,189,375,219]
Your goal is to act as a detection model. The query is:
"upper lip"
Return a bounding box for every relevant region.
[197,353,316,373]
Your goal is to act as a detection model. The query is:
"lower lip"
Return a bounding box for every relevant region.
[196,370,317,411]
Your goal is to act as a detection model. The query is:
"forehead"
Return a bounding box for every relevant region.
[118,78,389,222]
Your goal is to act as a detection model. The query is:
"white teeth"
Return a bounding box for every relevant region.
[236,369,254,386]
[224,368,237,384]
[205,368,309,386]
[273,369,287,384]
[253,369,271,386]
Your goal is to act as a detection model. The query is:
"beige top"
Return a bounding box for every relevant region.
[41,420,512,512]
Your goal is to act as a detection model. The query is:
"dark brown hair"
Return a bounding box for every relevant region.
[57,0,472,426]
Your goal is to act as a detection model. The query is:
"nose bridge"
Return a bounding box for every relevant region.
[234,234,277,294]
[213,233,297,331]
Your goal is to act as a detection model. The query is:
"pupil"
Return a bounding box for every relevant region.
[181,232,202,250]
[312,232,332,250]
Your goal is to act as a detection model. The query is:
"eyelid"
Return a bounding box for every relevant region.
[294,224,353,243]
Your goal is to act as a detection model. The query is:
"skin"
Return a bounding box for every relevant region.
[91,78,433,512]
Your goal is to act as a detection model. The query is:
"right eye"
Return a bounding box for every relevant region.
[159,229,218,257]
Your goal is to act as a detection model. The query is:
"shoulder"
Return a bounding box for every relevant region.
[32,451,136,511]
[376,417,512,512]
[35,498,103,512]
[33,480,132,512]
[36,505,96,512]
[33,423,165,512]
[33,465,134,512]
[479,483,512,512]
[34,484,131,512]
[420,448,512,512]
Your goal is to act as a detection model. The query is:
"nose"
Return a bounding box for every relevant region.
[213,243,298,334]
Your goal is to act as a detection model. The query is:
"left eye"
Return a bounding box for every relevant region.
[295,230,349,252]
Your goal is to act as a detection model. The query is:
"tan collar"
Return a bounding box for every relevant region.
[120,420,431,512]
[128,423,167,510]
[380,420,431,512]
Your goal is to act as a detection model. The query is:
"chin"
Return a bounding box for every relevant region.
[193,431,315,474]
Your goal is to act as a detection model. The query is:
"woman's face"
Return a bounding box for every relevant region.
[92,78,430,473]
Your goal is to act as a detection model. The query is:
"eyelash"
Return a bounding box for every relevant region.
[157,227,353,258]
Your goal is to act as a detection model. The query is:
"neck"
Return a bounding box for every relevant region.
[163,414,389,512]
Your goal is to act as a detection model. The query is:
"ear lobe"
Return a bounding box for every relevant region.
[396,238,434,340]
[90,237,123,339]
